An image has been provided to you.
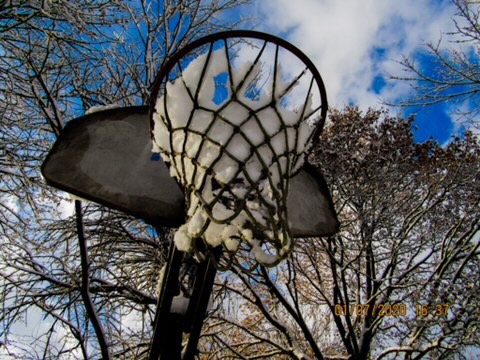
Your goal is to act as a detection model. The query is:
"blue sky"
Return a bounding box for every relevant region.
[246,0,474,144]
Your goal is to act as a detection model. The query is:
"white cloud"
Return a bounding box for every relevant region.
[446,102,480,139]
[57,195,76,219]
[258,0,458,109]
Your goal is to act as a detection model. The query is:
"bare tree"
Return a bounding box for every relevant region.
[202,107,480,359]
[391,0,480,127]
[0,0,250,358]
[3,1,478,358]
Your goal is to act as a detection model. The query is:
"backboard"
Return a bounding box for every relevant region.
[41,106,338,236]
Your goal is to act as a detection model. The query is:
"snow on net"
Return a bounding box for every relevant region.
[152,40,323,267]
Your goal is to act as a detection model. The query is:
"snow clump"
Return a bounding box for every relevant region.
[152,49,319,267]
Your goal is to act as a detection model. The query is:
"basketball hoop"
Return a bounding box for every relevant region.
[150,31,328,269]
[41,30,337,360]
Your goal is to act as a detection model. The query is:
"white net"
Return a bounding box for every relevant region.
[151,38,325,267]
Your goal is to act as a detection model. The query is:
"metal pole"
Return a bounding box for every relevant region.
[182,250,220,359]
[148,242,184,360]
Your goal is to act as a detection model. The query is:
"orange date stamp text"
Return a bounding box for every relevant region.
[334,303,450,318]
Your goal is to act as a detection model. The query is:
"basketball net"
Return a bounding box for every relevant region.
[151,36,325,268]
